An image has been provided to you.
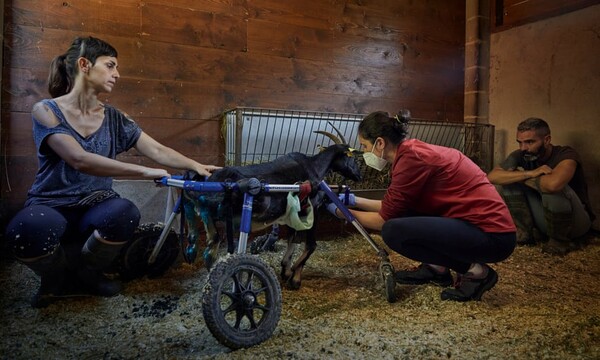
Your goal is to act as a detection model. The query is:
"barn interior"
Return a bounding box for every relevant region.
[0,1,599,358]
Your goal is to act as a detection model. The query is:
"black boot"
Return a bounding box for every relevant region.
[78,232,127,297]
[24,247,88,308]
[542,211,575,256]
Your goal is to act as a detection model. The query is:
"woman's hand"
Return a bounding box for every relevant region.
[142,167,170,179]
[193,163,222,177]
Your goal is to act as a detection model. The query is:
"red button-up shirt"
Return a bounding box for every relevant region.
[379,139,516,233]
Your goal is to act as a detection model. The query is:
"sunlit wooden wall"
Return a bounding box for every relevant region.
[1,0,465,214]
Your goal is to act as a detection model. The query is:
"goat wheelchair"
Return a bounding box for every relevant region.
[114,175,398,349]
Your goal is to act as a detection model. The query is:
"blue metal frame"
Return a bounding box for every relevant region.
[148,176,389,264]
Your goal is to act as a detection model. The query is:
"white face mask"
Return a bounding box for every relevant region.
[363,140,388,171]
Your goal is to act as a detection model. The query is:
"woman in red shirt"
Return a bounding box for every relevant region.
[331,110,516,302]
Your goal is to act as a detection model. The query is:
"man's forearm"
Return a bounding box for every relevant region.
[488,169,536,185]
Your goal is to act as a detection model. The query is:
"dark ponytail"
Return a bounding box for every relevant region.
[358,109,411,145]
[47,36,118,98]
[47,54,71,98]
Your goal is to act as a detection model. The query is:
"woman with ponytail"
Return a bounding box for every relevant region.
[5,36,220,308]
[328,110,517,302]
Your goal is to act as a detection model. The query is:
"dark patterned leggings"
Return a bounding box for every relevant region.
[5,198,140,260]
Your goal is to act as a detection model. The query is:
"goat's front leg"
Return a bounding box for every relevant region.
[287,229,317,290]
[200,216,221,270]
[183,200,205,263]
[280,231,297,282]
[203,228,221,269]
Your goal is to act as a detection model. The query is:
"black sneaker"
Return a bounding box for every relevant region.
[394,264,453,287]
[441,266,498,302]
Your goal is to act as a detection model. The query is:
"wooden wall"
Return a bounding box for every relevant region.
[0,0,465,214]
[491,0,600,32]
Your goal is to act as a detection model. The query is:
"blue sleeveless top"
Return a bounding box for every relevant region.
[25,99,142,207]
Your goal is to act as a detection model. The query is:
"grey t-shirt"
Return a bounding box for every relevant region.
[26,99,142,207]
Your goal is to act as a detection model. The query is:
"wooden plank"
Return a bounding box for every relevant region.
[400,43,465,72]
[222,84,463,121]
[144,0,249,17]
[340,0,464,44]
[107,79,226,120]
[135,117,223,159]
[7,0,140,36]
[200,51,462,100]
[504,0,600,24]
[247,19,463,73]
[1,67,47,113]
[120,38,232,83]
[1,112,35,157]
[492,0,600,32]
[247,19,402,69]
[248,0,346,30]
[1,155,37,211]
[140,3,247,51]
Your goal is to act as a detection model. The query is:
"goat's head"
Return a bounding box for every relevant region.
[314,122,362,182]
[325,144,363,182]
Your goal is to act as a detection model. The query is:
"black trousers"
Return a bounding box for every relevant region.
[381,216,516,274]
[5,198,140,260]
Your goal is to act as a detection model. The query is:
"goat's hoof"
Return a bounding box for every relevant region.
[280,269,292,282]
[286,279,302,290]
[203,252,216,270]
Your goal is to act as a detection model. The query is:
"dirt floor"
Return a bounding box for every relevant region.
[1,230,599,360]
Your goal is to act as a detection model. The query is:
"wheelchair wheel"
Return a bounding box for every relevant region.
[118,223,181,281]
[202,254,282,349]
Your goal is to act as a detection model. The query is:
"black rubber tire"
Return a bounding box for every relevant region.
[380,263,397,303]
[202,254,282,349]
[118,223,181,281]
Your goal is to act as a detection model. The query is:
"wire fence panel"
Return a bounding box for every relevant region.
[222,107,494,190]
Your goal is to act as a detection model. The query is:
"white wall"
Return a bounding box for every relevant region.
[489,4,600,228]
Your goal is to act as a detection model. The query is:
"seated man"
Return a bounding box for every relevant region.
[488,117,595,255]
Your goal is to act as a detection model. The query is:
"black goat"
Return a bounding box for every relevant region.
[184,143,362,289]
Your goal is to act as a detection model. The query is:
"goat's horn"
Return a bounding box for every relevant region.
[314,130,342,144]
[327,121,347,144]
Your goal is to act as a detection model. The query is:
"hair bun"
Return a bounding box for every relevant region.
[394,109,411,124]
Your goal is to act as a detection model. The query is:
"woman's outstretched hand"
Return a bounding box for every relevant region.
[194,164,222,177]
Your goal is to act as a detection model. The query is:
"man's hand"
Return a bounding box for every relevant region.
[530,165,552,177]
[489,164,551,185]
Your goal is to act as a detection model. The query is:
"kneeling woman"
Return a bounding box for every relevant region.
[330,111,516,301]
